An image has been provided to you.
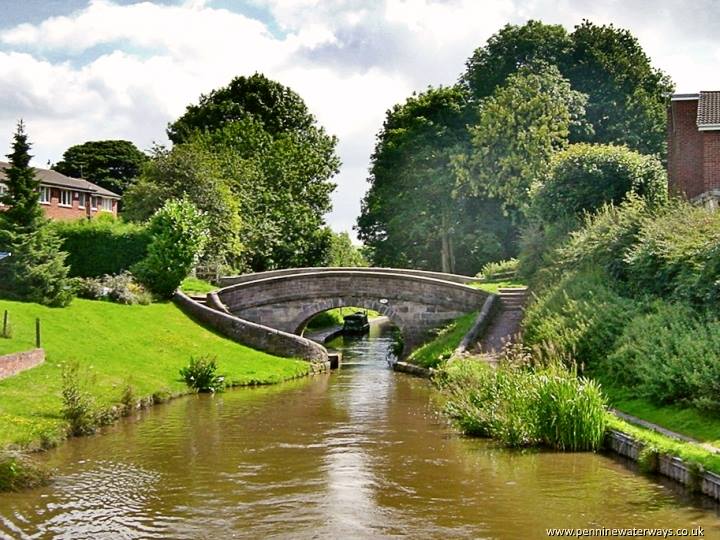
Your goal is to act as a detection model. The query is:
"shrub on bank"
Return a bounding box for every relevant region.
[72,272,152,305]
[522,269,641,372]
[602,301,720,412]
[52,216,150,278]
[0,453,50,492]
[179,356,225,393]
[436,356,607,450]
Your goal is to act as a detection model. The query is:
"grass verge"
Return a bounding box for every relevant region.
[468,279,526,293]
[0,298,309,450]
[179,277,217,295]
[604,385,720,447]
[408,312,477,368]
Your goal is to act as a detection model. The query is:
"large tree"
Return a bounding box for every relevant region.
[461,20,674,156]
[53,140,148,195]
[0,121,71,306]
[357,86,517,274]
[460,62,587,219]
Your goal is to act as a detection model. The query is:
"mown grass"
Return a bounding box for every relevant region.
[468,279,526,293]
[0,298,309,449]
[605,385,720,447]
[408,312,477,368]
[179,276,217,295]
[305,307,381,331]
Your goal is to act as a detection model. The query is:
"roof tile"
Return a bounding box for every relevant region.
[697,91,720,128]
[0,161,120,199]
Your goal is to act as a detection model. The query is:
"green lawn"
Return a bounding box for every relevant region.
[0,298,309,449]
[180,276,217,295]
[408,312,478,368]
[604,385,720,447]
[468,279,526,293]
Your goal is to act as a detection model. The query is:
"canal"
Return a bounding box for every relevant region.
[0,321,718,538]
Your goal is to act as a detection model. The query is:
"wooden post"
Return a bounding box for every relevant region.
[2,310,7,338]
[35,318,41,348]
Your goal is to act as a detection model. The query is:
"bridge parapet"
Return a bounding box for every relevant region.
[215,269,487,354]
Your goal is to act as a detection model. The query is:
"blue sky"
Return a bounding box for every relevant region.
[1,0,719,235]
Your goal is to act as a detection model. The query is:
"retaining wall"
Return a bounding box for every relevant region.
[173,292,329,368]
[0,348,45,380]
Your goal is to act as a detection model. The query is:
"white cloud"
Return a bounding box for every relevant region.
[1,0,719,237]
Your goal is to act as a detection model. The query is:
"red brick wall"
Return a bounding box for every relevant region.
[703,131,720,192]
[40,188,117,220]
[0,349,45,380]
[668,99,705,198]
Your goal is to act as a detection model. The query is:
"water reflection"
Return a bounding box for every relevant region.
[0,323,718,539]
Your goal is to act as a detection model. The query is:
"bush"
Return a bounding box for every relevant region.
[179,356,224,393]
[72,272,152,305]
[52,216,151,278]
[61,362,98,436]
[553,196,654,282]
[133,199,208,298]
[522,269,641,372]
[624,201,720,307]
[533,143,667,222]
[477,258,518,280]
[602,301,720,412]
[436,357,606,450]
[0,452,50,492]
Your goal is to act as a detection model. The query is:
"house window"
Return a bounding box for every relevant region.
[39,186,51,204]
[0,182,6,206]
[78,192,86,209]
[100,197,114,212]
[59,189,72,207]
[91,196,98,210]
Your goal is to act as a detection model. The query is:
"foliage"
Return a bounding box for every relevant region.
[602,302,720,412]
[123,141,243,273]
[53,140,148,195]
[533,144,667,221]
[61,361,98,436]
[357,85,517,274]
[522,269,641,372]
[437,357,607,450]
[132,199,208,298]
[0,453,50,492]
[305,308,345,331]
[324,231,368,267]
[167,73,318,143]
[477,258,517,280]
[0,297,309,449]
[461,20,674,156]
[179,356,225,393]
[624,201,720,307]
[51,216,150,278]
[408,312,478,369]
[461,62,587,218]
[73,272,152,305]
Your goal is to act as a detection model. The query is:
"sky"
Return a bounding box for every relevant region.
[1,0,719,237]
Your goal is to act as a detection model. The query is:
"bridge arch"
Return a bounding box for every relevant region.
[213,269,486,354]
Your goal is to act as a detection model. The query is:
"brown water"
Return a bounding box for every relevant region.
[0,323,718,539]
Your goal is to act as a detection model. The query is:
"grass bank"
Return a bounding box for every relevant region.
[408,312,477,368]
[469,279,526,293]
[0,298,309,450]
[179,276,217,295]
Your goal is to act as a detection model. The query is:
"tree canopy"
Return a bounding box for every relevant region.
[125,73,340,274]
[53,140,148,195]
[461,20,674,156]
[357,86,517,274]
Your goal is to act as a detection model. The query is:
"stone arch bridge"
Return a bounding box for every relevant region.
[211,267,487,353]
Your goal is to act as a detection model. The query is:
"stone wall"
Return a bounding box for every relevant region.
[0,349,45,380]
[173,291,329,365]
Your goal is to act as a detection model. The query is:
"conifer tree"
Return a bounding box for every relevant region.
[0,121,72,306]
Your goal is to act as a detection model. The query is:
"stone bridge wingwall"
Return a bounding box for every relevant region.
[215,270,487,352]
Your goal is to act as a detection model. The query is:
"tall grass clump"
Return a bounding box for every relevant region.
[179,356,224,393]
[0,452,50,492]
[477,258,518,280]
[436,354,606,451]
[61,362,98,436]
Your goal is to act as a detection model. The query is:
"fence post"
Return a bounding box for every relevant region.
[35,318,41,348]
[2,310,7,338]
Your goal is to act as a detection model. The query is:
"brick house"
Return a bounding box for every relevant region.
[668,91,720,208]
[0,162,120,220]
